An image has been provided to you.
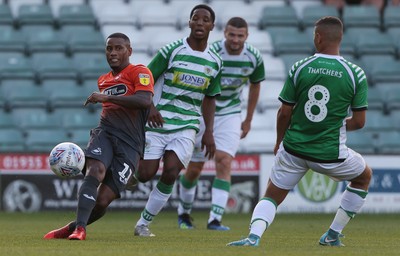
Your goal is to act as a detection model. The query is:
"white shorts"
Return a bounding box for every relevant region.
[270,144,366,190]
[191,114,241,162]
[144,130,196,168]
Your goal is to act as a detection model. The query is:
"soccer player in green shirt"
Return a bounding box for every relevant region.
[176,17,265,231]
[227,16,372,247]
[130,4,222,237]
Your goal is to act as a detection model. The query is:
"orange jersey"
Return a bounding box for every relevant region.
[96,64,154,153]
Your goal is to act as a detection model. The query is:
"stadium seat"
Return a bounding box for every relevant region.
[1,82,48,110]
[342,5,381,29]
[257,80,282,112]
[208,1,267,31]
[376,131,400,155]
[386,27,400,57]
[134,0,179,30]
[364,110,398,132]
[17,4,55,27]
[69,128,90,149]
[367,87,386,112]
[11,108,61,130]
[41,80,83,111]
[271,30,313,56]
[262,54,286,81]
[0,111,16,128]
[0,128,26,152]
[0,93,6,111]
[0,26,27,54]
[0,4,15,26]
[301,5,339,29]
[383,6,400,30]
[130,52,153,66]
[23,26,67,55]
[91,0,136,27]
[259,6,299,30]
[32,53,78,83]
[339,32,357,58]
[146,27,187,56]
[248,109,277,131]
[354,31,396,57]
[385,87,400,114]
[67,29,105,55]
[0,54,36,81]
[47,84,90,111]
[25,128,69,153]
[239,129,276,153]
[58,4,97,27]
[72,52,109,83]
[247,30,273,54]
[359,55,400,85]
[60,108,99,131]
[346,131,377,154]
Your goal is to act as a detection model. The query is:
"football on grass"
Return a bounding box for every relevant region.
[49,142,85,178]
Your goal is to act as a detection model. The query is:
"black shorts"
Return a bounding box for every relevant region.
[84,127,140,197]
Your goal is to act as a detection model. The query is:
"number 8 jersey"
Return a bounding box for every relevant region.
[279,53,368,162]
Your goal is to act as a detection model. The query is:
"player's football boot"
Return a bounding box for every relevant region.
[207,219,230,231]
[134,225,155,237]
[226,234,260,246]
[43,222,74,239]
[319,229,345,247]
[68,226,86,240]
[178,213,194,229]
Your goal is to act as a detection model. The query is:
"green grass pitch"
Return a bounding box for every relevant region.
[0,211,398,256]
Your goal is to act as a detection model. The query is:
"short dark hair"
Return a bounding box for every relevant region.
[315,16,343,42]
[107,33,130,44]
[315,16,343,30]
[190,4,215,23]
[226,17,248,29]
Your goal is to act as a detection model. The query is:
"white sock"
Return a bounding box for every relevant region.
[249,198,277,238]
[177,175,197,215]
[208,178,230,223]
[330,185,368,233]
[136,185,171,226]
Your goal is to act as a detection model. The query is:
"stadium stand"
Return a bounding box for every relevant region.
[0,54,36,81]
[346,131,377,154]
[0,128,26,152]
[0,0,399,154]
[0,4,14,25]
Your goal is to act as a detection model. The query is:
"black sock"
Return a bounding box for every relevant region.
[87,205,107,225]
[75,175,100,228]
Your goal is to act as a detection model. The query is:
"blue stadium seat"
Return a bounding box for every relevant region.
[32,53,78,83]
[0,26,26,54]
[259,6,299,30]
[25,128,69,153]
[301,5,339,29]
[0,4,14,26]
[376,131,400,155]
[346,131,377,154]
[58,4,97,27]
[0,54,36,81]
[17,4,55,27]
[342,5,381,29]
[0,128,26,152]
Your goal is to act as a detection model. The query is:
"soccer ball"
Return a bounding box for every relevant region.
[49,142,85,178]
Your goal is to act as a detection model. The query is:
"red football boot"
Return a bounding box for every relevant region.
[68,226,86,240]
[43,222,74,239]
